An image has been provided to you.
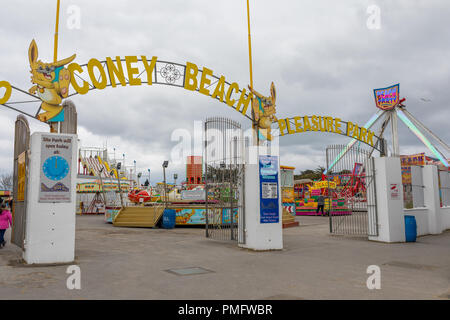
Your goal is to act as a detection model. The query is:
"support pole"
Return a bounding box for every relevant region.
[400,108,450,153]
[163,166,167,208]
[117,173,124,208]
[391,110,400,157]
[53,0,61,63]
[396,108,449,167]
[246,0,259,146]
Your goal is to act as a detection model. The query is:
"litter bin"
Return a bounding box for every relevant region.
[404,215,417,242]
[162,209,176,229]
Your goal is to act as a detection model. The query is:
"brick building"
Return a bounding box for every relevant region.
[186,156,202,185]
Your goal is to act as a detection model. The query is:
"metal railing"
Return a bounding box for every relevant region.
[204,117,244,242]
[326,144,378,237]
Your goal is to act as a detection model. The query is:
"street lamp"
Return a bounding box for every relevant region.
[115,162,124,208]
[137,172,142,187]
[162,160,169,207]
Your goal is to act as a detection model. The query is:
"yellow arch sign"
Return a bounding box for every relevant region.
[66,57,253,119]
[276,115,381,149]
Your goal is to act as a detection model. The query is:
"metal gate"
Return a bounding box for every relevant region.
[204,117,245,243]
[326,144,378,237]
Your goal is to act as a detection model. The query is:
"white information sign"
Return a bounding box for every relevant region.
[262,182,278,199]
[38,134,73,203]
[390,183,400,200]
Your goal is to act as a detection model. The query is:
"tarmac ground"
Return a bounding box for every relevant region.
[0,215,449,299]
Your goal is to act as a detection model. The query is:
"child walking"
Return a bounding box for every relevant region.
[0,203,13,248]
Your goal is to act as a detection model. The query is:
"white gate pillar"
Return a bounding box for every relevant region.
[369,157,406,242]
[240,149,283,250]
[23,132,78,264]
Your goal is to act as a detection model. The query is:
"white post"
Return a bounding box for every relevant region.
[369,157,405,242]
[422,165,443,234]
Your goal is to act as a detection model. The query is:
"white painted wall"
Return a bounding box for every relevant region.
[439,170,450,207]
[401,165,450,238]
[441,207,450,230]
[240,149,283,251]
[23,132,78,264]
[422,165,443,234]
[411,165,424,208]
[403,208,429,236]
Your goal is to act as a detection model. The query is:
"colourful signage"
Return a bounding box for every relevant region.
[77,182,129,193]
[17,151,26,201]
[400,153,425,185]
[311,181,337,190]
[373,84,400,111]
[400,153,425,166]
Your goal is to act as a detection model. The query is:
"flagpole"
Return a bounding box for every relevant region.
[54,0,61,63]
[50,0,61,133]
[246,0,254,89]
[246,0,259,145]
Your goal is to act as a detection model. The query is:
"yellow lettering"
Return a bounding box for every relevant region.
[367,130,375,146]
[346,121,354,136]
[105,56,126,87]
[199,67,213,96]
[286,118,295,134]
[294,116,303,132]
[311,115,319,131]
[326,117,334,133]
[278,119,287,136]
[359,127,367,143]
[211,76,226,102]
[352,124,360,139]
[335,118,342,134]
[125,56,141,86]
[87,58,107,89]
[225,82,239,107]
[236,89,252,115]
[68,62,89,94]
[141,55,157,85]
[0,81,12,104]
[303,116,311,131]
[184,62,198,91]
[317,116,325,131]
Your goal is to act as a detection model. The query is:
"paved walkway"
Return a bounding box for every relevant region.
[0,215,449,299]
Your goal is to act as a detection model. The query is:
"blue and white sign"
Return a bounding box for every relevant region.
[259,155,279,223]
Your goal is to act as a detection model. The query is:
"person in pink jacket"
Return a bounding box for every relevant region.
[0,203,13,248]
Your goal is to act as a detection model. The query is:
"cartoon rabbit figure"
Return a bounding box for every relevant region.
[28,39,76,122]
[248,82,278,140]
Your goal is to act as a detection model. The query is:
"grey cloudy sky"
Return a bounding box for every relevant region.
[0,0,449,182]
